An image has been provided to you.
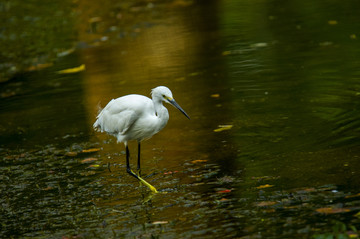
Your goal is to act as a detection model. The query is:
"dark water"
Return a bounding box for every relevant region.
[1,0,360,238]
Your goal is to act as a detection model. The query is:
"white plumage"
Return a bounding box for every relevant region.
[93,86,190,193]
[94,94,166,144]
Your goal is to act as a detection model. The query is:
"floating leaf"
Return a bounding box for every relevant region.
[27,63,53,71]
[250,42,268,48]
[256,184,274,189]
[345,193,360,199]
[1,91,17,98]
[42,186,54,191]
[152,221,168,225]
[215,198,230,204]
[174,77,185,82]
[302,187,317,192]
[328,20,338,25]
[191,159,208,164]
[214,125,233,132]
[188,72,200,76]
[164,171,178,175]
[82,148,100,153]
[222,51,231,56]
[57,48,76,57]
[88,17,102,23]
[65,151,77,157]
[81,158,98,164]
[217,189,232,194]
[191,182,205,186]
[256,201,277,207]
[57,64,85,74]
[316,207,350,214]
[88,164,100,168]
[211,94,220,98]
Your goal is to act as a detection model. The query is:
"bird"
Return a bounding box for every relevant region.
[93,86,190,193]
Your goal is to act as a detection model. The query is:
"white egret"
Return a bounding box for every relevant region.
[93,86,190,193]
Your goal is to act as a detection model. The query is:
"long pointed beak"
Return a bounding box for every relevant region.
[168,99,190,119]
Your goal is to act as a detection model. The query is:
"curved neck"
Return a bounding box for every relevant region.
[151,97,169,132]
[153,99,165,117]
[153,100,169,125]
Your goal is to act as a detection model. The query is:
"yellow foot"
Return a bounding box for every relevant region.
[138,176,158,193]
[131,169,158,193]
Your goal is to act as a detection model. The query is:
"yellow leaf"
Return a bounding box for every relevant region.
[211,94,220,98]
[345,193,360,199]
[349,233,359,238]
[191,159,208,164]
[192,182,205,186]
[88,17,102,23]
[188,72,200,76]
[256,184,274,189]
[82,148,101,153]
[57,64,85,74]
[328,20,338,25]
[88,164,100,168]
[214,125,233,132]
[316,207,350,214]
[222,51,231,56]
[152,221,168,225]
[65,151,77,157]
[81,158,98,164]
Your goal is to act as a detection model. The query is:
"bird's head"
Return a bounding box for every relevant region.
[151,86,173,102]
[151,86,190,119]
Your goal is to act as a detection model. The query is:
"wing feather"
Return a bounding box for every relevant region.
[93,94,154,142]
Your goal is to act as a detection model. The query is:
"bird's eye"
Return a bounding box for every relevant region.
[162,95,166,98]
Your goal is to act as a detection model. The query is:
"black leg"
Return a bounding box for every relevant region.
[137,142,141,175]
[125,144,158,193]
[126,145,139,180]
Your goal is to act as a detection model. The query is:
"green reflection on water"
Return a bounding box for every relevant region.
[0,0,76,81]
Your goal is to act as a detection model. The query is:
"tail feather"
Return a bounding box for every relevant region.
[93,102,103,132]
[93,119,101,132]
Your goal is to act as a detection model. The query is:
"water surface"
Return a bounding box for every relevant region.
[1,0,360,238]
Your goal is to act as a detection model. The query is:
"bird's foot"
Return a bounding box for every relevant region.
[129,169,158,193]
[138,176,158,193]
